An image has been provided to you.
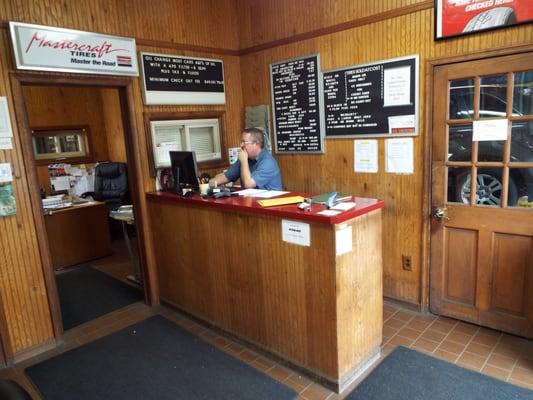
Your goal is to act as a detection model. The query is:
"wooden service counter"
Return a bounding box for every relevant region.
[147,191,384,392]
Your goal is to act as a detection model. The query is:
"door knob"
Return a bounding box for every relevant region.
[432,207,448,221]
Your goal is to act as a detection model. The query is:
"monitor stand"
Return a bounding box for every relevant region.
[173,167,181,194]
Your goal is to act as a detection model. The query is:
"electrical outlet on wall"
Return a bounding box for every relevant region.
[402,255,412,271]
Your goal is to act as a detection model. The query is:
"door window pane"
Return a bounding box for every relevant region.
[448,124,472,161]
[478,140,504,162]
[475,168,504,206]
[509,167,533,207]
[447,166,471,203]
[513,71,533,116]
[449,79,474,119]
[448,168,505,206]
[480,75,507,118]
[510,121,533,162]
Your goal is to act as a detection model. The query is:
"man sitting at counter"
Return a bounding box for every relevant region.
[210,127,283,190]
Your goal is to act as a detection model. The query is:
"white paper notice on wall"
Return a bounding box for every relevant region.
[0,163,13,183]
[386,137,413,174]
[0,138,13,150]
[228,147,240,164]
[0,97,13,138]
[388,114,416,134]
[282,219,310,247]
[383,65,411,107]
[472,119,508,141]
[336,225,352,256]
[354,140,378,173]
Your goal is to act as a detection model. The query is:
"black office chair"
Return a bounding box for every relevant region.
[90,162,129,212]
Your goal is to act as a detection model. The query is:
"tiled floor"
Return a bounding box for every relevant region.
[381,302,533,392]
[1,298,532,399]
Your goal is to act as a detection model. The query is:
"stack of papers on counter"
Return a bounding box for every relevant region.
[235,189,289,198]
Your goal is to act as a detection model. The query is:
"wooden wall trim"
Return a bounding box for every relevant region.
[0,21,239,57]
[0,286,8,365]
[426,42,533,66]
[120,83,158,306]
[136,38,239,56]
[10,75,63,340]
[11,70,133,88]
[239,1,434,55]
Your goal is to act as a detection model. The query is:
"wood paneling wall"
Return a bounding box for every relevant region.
[238,0,427,49]
[23,86,112,195]
[237,2,533,305]
[0,0,239,50]
[0,31,53,357]
[0,0,531,359]
[100,89,127,163]
[0,0,242,359]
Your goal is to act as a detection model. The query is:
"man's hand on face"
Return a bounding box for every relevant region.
[238,146,249,163]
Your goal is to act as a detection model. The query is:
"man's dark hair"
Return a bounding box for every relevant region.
[243,127,265,148]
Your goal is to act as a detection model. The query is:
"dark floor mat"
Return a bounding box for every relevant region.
[56,265,142,330]
[346,346,533,400]
[26,315,297,400]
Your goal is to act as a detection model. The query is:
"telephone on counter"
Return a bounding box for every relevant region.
[205,187,237,198]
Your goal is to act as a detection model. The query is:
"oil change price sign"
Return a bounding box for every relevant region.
[270,54,324,153]
[140,52,225,105]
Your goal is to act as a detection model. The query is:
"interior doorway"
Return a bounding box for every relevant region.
[11,73,149,338]
[429,51,533,338]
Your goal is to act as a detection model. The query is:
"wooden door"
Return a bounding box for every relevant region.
[430,52,533,338]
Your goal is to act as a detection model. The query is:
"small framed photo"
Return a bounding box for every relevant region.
[435,0,533,40]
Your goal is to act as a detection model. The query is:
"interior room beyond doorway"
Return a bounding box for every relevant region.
[21,84,144,332]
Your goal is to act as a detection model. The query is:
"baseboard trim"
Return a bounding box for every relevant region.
[9,339,58,366]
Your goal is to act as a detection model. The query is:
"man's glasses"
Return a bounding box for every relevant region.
[240,140,256,145]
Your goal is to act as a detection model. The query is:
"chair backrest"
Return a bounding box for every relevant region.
[93,162,128,209]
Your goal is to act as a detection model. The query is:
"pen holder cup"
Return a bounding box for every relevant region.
[199,183,210,196]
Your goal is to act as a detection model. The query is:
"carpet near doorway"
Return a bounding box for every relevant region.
[25,315,297,400]
[346,346,533,400]
[56,265,142,330]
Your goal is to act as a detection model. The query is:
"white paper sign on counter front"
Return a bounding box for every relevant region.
[281,219,310,247]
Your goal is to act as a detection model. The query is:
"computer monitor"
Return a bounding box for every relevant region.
[169,151,199,192]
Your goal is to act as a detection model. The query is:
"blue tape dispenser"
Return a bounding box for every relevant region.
[325,192,337,208]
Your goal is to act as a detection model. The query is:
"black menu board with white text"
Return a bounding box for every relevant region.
[270,55,324,153]
[323,55,418,138]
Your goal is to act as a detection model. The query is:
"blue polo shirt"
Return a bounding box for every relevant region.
[224,150,282,190]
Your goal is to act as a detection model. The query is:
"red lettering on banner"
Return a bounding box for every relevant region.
[24,32,128,58]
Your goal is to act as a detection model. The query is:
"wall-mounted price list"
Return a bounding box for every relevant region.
[270,55,324,153]
[140,52,225,105]
[323,55,418,138]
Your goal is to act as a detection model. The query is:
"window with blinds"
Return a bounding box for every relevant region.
[150,118,221,168]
